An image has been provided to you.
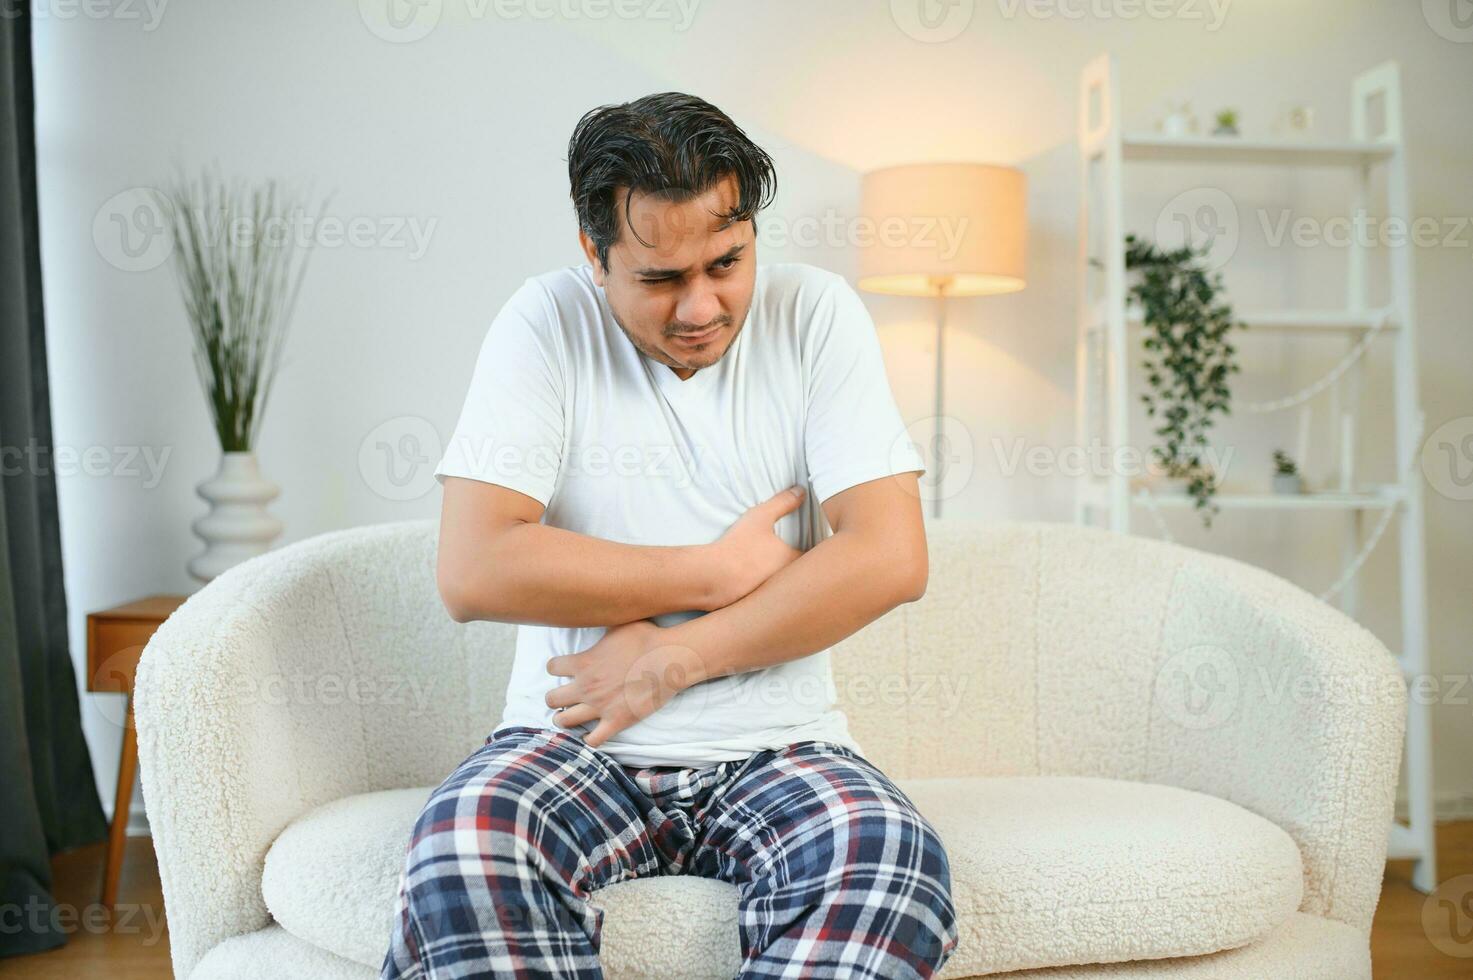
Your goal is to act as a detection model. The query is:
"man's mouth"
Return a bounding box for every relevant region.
[670,324,723,347]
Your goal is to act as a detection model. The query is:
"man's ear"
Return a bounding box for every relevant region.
[577,229,607,286]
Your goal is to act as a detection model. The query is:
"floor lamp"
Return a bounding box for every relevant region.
[857,162,1027,518]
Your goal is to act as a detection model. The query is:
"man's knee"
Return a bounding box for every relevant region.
[798,801,957,958]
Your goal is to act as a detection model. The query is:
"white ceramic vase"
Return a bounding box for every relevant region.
[188,450,284,583]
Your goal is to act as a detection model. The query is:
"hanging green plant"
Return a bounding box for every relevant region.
[1123,232,1242,526]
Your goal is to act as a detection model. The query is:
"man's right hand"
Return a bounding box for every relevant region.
[704,486,807,610]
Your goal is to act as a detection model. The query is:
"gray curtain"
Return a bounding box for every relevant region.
[1,2,109,958]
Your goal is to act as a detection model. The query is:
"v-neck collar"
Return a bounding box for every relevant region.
[645,349,724,396]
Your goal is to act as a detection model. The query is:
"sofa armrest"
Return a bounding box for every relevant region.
[134,568,308,979]
[1145,553,1408,937]
[842,522,1408,940]
[134,519,514,979]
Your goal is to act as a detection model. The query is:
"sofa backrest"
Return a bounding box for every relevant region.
[261,517,1398,790]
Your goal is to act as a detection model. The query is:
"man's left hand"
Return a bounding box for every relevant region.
[544,620,704,748]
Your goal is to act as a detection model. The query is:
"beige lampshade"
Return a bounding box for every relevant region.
[857,162,1026,297]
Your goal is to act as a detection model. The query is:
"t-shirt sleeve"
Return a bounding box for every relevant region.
[433,279,565,507]
[803,274,926,506]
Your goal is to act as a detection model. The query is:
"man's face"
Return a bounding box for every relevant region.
[580,172,756,380]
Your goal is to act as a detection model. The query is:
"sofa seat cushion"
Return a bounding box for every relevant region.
[261,776,1303,977]
[192,913,1368,980]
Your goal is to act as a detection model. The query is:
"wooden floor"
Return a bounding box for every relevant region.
[2,824,1470,978]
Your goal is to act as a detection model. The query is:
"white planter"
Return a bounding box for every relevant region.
[1272,473,1302,495]
[188,450,284,583]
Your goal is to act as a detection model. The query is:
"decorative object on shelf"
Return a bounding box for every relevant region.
[857,162,1027,520]
[1156,99,1198,136]
[156,169,317,582]
[1123,232,1243,525]
[1338,412,1356,491]
[1271,449,1302,494]
[1212,108,1240,137]
[1294,404,1312,478]
[1272,102,1316,139]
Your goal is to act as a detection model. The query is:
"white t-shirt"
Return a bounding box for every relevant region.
[433,260,925,767]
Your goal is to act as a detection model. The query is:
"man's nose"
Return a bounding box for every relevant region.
[675,279,721,328]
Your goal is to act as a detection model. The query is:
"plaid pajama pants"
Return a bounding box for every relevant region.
[381,724,959,980]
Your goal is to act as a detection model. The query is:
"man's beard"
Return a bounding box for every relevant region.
[609,307,746,374]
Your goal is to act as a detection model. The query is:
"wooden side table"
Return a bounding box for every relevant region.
[86,594,188,909]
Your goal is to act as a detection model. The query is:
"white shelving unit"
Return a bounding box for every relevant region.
[1074,54,1437,893]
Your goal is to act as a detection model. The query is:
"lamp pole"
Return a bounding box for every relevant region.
[930,275,953,520]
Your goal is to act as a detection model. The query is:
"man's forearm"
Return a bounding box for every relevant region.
[448,521,714,627]
[667,523,925,686]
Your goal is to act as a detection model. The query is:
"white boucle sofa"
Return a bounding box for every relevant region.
[134,519,1406,979]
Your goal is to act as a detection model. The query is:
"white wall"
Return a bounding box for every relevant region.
[32,0,1472,829]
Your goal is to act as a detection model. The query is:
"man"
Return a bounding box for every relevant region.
[383,92,958,980]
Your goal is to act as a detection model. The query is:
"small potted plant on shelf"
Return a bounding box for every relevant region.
[1272,449,1302,494]
[1213,108,1240,137]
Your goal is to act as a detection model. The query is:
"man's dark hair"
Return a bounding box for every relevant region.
[567,92,777,273]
